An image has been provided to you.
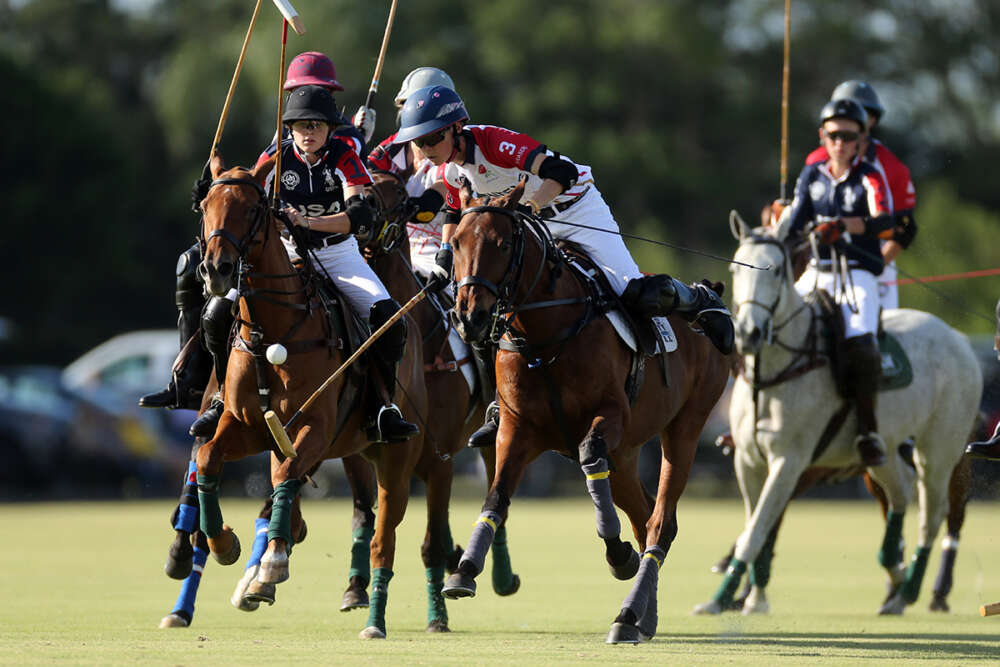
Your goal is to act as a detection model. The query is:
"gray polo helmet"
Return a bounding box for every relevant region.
[818,98,868,130]
[831,80,885,122]
[394,67,455,106]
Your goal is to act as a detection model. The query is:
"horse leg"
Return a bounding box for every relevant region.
[195,415,261,565]
[479,445,520,595]
[159,531,208,628]
[165,454,200,579]
[340,454,376,612]
[443,424,540,600]
[421,454,455,632]
[234,499,273,609]
[693,454,806,614]
[930,456,971,612]
[360,453,415,639]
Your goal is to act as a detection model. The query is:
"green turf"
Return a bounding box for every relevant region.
[0,497,997,665]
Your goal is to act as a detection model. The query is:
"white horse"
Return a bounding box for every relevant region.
[694,212,982,615]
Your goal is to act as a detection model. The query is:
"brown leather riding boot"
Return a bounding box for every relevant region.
[843,334,885,467]
[966,421,1000,461]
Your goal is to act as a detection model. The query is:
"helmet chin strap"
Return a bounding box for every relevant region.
[447,125,463,163]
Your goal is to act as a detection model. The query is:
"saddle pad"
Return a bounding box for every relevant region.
[878,331,912,392]
[447,327,476,394]
[605,310,678,355]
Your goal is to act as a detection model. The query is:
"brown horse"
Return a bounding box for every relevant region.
[330,170,521,632]
[438,182,731,643]
[194,154,425,639]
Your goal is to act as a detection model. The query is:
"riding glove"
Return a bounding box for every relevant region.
[427,244,453,292]
[814,219,845,245]
[352,106,376,144]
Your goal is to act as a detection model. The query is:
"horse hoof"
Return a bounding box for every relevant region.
[929,595,950,613]
[606,622,640,644]
[741,588,769,615]
[691,600,723,615]
[878,593,906,615]
[208,528,241,566]
[340,586,369,612]
[231,565,261,611]
[426,619,451,633]
[158,613,189,629]
[359,626,386,639]
[442,572,476,599]
[494,573,521,597]
[164,532,193,580]
[608,544,640,581]
[244,578,276,606]
[257,551,289,584]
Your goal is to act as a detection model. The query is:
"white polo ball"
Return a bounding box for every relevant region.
[266,343,288,365]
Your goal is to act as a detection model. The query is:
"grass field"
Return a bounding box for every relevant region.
[0,496,998,665]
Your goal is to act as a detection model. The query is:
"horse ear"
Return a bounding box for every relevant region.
[459,181,474,209]
[251,155,276,184]
[210,152,226,179]
[504,178,527,209]
[771,206,793,241]
[729,209,750,241]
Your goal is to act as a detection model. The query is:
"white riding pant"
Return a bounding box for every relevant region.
[283,235,390,320]
[795,264,880,338]
[543,186,642,296]
[878,260,898,310]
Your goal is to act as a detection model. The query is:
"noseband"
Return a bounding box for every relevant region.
[366,171,410,255]
[734,234,797,345]
[201,176,270,258]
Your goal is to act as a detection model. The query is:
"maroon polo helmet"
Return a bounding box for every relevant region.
[284,51,344,91]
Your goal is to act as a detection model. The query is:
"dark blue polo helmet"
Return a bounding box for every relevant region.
[818,98,868,130]
[392,85,468,144]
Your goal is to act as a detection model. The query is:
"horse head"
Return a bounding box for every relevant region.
[362,170,411,257]
[199,153,276,297]
[451,180,528,344]
[728,209,802,355]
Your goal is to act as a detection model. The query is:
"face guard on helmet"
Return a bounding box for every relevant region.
[392,85,469,144]
[284,51,344,91]
[818,98,868,131]
[282,85,345,125]
[831,79,884,122]
[394,67,455,107]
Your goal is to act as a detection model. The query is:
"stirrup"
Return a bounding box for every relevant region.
[189,395,224,438]
[139,383,178,409]
[376,404,420,444]
[467,401,499,448]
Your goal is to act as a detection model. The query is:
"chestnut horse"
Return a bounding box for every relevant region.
[193,154,425,639]
[439,182,731,643]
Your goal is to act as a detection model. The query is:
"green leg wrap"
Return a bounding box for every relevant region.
[349,524,375,583]
[196,473,223,538]
[267,479,304,549]
[878,511,905,569]
[491,523,516,593]
[900,545,931,603]
[366,567,394,634]
[712,558,748,605]
[749,530,777,588]
[426,565,447,627]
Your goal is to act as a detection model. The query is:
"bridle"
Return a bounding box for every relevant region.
[200,176,271,258]
[456,205,597,364]
[366,170,410,256]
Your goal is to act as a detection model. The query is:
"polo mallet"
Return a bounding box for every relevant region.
[356,0,400,140]
[208,0,264,161]
[981,601,1000,617]
[779,0,791,202]
[271,0,306,35]
[264,287,429,456]
[272,18,291,204]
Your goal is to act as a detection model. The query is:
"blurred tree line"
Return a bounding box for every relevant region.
[1,0,998,365]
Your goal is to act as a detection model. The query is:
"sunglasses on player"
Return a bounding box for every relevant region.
[413,128,449,148]
[824,130,860,143]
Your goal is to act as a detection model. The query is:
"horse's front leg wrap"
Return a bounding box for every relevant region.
[459,511,503,576]
[173,460,199,533]
[426,565,447,627]
[580,435,621,539]
[491,523,518,594]
[170,539,209,622]
[247,517,270,569]
[901,545,932,603]
[196,473,223,538]
[712,558,748,605]
[267,479,304,548]
[366,567,394,634]
[878,511,905,569]
[619,546,666,626]
[349,524,375,584]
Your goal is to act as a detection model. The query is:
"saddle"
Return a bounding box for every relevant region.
[813,289,913,395]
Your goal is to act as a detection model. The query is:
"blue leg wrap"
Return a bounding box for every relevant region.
[621,547,665,621]
[459,511,501,576]
[173,461,199,533]
[246,517,269,570]
[932,537,958,598]
[366,567,394,634]
[878,511,905,569]
[171,544,209,619]
[267,479,304,547]
[582,459,621,540]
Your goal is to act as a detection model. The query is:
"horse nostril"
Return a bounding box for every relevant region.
[216,261,234,278]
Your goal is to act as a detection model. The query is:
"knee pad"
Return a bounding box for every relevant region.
[202,294,235,357]
[369,298,407,363]
[621,275,676,317]
[176,244,204,312]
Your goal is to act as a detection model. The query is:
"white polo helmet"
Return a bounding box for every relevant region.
[394,67,455,107]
